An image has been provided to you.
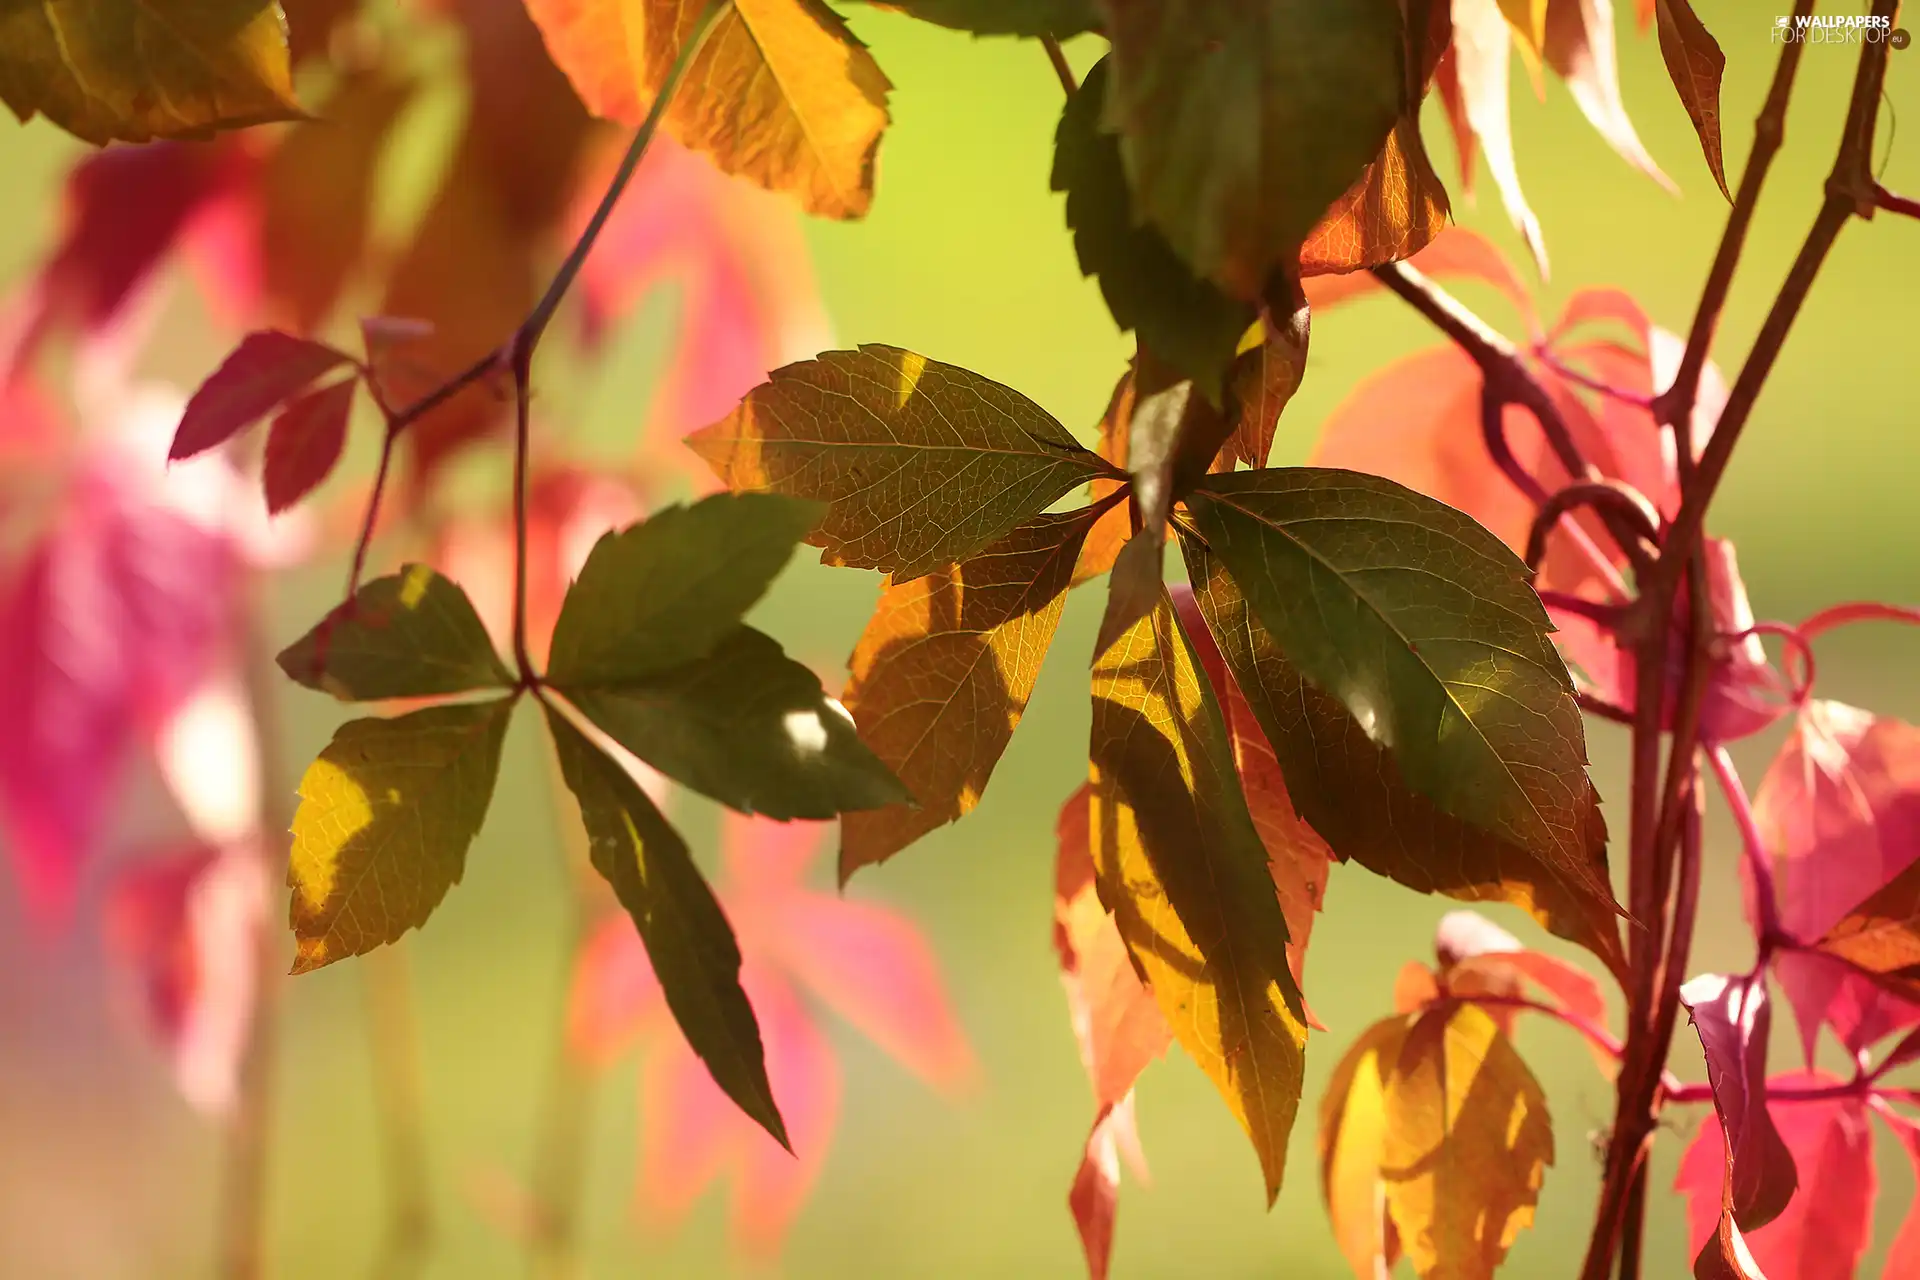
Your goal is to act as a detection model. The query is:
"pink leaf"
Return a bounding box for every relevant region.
[567,914,664,1067]
[170,331,353,462]
[262,377,357,514]
[1757,700,1920,1060]
[1680,973,1798,1229]
[1069,1096,1145,1280]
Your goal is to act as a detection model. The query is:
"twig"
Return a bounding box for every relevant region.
[1042,36,1078,97]
[1875,182,1920,220]
[1800,600,1920,641]
[1525,480,1660,574]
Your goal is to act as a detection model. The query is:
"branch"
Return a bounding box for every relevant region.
[1525,480,1660,574]
[1875,182,1920,221]
[1041,36,1078,97]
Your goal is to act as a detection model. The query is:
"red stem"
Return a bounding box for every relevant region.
[1800,600,1920,641]
[1707,745,1783,948]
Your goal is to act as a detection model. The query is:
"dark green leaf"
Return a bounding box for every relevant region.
[546,492,824,687]
[561,625,910,821]
[543,703,789,1149]
[1052,57,1254,401]
[278,564,513,701]
[688,345,1106,581]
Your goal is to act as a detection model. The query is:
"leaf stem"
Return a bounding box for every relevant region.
[1524,480,1660,574]
[1707,744,1782,949]
[1800,600,1920,641]
[1041,36,1078,97]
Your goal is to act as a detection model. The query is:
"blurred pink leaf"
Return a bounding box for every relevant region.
[1069,1095,1146,1280]
[1677,1073,1875,1280]
[1756,701,1920,1063]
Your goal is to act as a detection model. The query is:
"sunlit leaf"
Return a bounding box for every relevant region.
[1096,0,1405,295]
[1381,1003,1553,1278]
[840,508,1097,875]
[1221,300,1310,470]
[545,705,789,1149]
[1544,0,1673,191]
[1318,1015,1411,1280]
[1679,973,1798,1230]
[277,565,514,701]
[689,345,1106,581]
[1181,541,1626,978]
[1089,589,1307,1201]
[287,699,513,973]
[1451,0,1548,275]
[1051,57,1255,400]
[524,0,891,218]
[546,492,824,686]
[1299,115,1451,277]
[261,376,355,514]
[561,625,908,820]
[170,330,354,462]
[1652,0,1728,200]
[0,0,302,145]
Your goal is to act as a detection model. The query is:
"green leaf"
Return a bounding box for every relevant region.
[543,702,789,1149]
[1185,467,1605,895]
[546,492,824,688]
[1052,57,1255,400]
[870,0,1098,37]
[0,0,302,145]
[1097,0,1405,295]
[287,699,513,974]
[1180,535,1625,979]
[560,625,910,821]
[687,345,1108,582]
[277,564,513,701]
[1090,588,1306,1201]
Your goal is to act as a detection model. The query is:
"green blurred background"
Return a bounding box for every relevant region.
[2,3,1917,1276]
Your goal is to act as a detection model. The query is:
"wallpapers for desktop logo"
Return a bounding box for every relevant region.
[1773,13,1911,48]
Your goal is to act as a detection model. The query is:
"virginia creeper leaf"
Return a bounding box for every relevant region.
[287,699,513,973]
[1429,909,1612,1073]
[688,345,1105,581]
[1095,0,1405,296]
[1298,113,1451,277]
[1184,468,1605,897]
[544,705,790,1150]
[170,331,354,462]
[1451,0,1548,275]
[1319,1016,1410,1279]
[1680,973,1798,1230]
[261,376,355,514]
[1221,300,1310,470]
[277,564,514,701]
[1069,1100,1130,1280]
[1543,0,1672,191]
[0,0,302,145]
[546,492,825,686]
[1380,1003,1553,1279]
[1093,532,1166,664]
[840,507,1098,876]
[561,625,909,821]
[873,0,1097,37]
[523,0,891,218]
[1653,0,1728,200]
[1089,589,1307,1202]
[1051,58,1255,400]
[1181,539,1627,978]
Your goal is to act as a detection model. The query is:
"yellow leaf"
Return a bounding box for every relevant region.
[1089,590,1307,1201]
[1381,1003,1554,1279]
[1498,0,1548,61]
[0,0,301,145]
[1319,1016,1414,1280]
[524,0,891,218]
[288,699,514,973]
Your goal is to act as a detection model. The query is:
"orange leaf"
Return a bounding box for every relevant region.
[1298,114,1452,277]
[1319,1015,1412,1280]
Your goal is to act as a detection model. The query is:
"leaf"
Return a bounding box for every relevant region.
[1498,0,1548,54]
[1184,468,1605,897]
[1543,0,1673,192]
[1093,532,1166,664]
[1756,701,1920,1061]
[1679,973,1798,1230]
[1051,58,1255,400]
[544,705,789,1149]
[1089,589,1307,1201]
[0,0,302,145]
[1430,909,1613,1071]
[523,0,891,218]
[1297,113,1452,277]
[1451,0,1549,275]
[840,508,1097,876]
[560,625,909,821]
[1181,540,1626,978]
[546,492,824,686]
[1069,1100,1131,1280]
[1096,0,1406,296]
[287,699,513,973]
[1381,1003,1553,1279]
[170,331,354,462]
[875,0,1097,37]
[261,377,356,515]
[688,345,1105,581]
[277,564,515,701]
[1652,0,1728,200]
[1221,299,1310,470]
[1318,1015,1412,1280]
[1676,1074,1876,1280]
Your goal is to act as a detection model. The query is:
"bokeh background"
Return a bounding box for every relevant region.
[1,3,1917,1276]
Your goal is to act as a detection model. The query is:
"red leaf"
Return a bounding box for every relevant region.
[1757,700,1920,1061]
[1680,973,1798,1229]
[261,378,357,514]
[1653,0,1730,200]
[171,331,354,462]
[1069,1096,1145,1280]
[1678,1074,1875,1280]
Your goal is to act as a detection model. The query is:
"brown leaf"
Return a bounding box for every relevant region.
[1089,589,1307,1202]
[1299,114,1452,277]
[839,508,1099,877]
[1221,300,1311,470]
[1653,0,1729,200]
